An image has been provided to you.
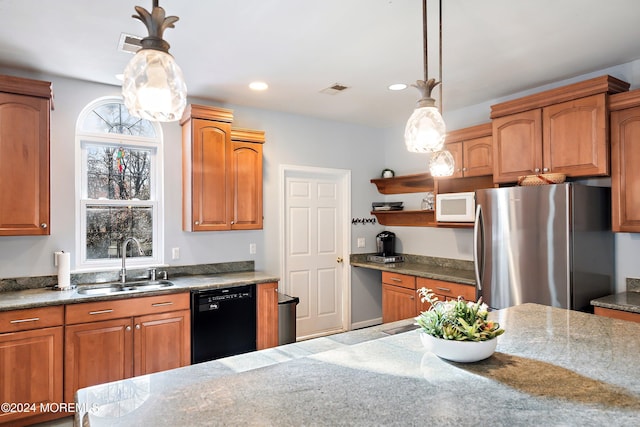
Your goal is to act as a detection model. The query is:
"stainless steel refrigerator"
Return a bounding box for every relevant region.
[474,183,614,312]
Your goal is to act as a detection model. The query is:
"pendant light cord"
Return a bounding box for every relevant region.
[422,0,444,113]
[422,0,428,83]
[438,0,443,114]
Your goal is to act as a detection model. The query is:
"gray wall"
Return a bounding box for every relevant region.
[3,57,640,327]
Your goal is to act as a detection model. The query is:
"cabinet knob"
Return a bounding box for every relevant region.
[462,167,467,172]
[534,168,540,173]
[125,326,131,331]
[231,220,235,225]
[542,167,549,172]
[135,324,141,330]
[40,223,47,229]
[194,221,200,226]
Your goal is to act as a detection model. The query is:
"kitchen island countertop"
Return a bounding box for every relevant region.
[75,303,640,426]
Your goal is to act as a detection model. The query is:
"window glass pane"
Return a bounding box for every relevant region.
[86,205,153,260]
[82,102,156,137]
[87,146,152,200]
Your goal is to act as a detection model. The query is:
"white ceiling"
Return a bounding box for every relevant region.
[1,0,639,128]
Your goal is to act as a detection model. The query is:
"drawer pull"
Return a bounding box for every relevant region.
[89,309,114,315]
[151,302,174,307]
[435,287,452,293]
[390,278,403,282]
[10,317,40,324]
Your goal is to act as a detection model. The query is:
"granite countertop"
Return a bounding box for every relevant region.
[75,303,640,426]
[350,253,476,285]
[0,271,279,312]
[591,291,640,314]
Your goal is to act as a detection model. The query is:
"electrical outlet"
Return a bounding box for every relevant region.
[249,243,257,255]
[357,237,366,248]
[172,247,180,260]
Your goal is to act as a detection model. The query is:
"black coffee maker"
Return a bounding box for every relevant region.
[376,231,396,256]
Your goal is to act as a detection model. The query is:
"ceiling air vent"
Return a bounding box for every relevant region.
[118,33,142,54]
[320,83,350,95]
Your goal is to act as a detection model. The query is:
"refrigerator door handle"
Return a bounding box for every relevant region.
[473,203,483,291]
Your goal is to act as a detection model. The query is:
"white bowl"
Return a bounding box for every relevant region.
[420,331,497,363]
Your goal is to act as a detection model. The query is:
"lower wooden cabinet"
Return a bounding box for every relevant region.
[382,272,477,323]
[0,306,63,425]
[594,306,640,323]
[256,282,279,349]
[64,293,190,402]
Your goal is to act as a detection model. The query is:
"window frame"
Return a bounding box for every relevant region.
[75,96,164,272]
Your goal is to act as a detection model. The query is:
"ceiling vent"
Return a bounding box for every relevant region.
[320,83,350,95]
[118,33,142,54]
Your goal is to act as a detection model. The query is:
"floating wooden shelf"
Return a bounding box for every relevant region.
[371,210,435,226]
[370,173,433,194]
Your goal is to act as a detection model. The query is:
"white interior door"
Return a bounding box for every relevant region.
[282,166,350,340]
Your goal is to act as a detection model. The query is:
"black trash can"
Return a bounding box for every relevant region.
[278,292,299,345]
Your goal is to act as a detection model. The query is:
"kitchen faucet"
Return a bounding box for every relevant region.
[120,237,144,283]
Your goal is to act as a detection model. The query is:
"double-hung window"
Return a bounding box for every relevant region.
[76,97,163,270]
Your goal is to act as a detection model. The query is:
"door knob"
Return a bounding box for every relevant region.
[336,257,343,263]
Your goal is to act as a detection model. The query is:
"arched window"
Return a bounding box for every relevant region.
[76,97,163,271]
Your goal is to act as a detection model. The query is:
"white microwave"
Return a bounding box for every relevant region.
[435,192,476,222]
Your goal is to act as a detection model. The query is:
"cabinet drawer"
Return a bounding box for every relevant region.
[382,272,416,290]
[0,305,64,333]
[416,278,476,301]
[66,293,190,324]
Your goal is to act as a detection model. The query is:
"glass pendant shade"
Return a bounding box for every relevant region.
[123,49,187,122]
[404,105,446,153]
[429,149,455,177]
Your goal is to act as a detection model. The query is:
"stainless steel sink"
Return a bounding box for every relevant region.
[76,280,174,296]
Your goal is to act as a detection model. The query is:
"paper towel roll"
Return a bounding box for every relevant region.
[56,252,71,289]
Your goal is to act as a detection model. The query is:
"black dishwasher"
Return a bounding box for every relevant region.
[191,284,256,364]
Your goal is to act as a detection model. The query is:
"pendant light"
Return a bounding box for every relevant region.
[404,0,455,177]
[404,0,446,153]
[122,0,187,122]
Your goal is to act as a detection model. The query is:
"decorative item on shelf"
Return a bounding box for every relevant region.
[517,173,566,186]
[352,217,377,225]
[381,168,395,178]
[415,287,504,362]
[122,0,187,122]
[372,202,404,211]
[421,192,435,210]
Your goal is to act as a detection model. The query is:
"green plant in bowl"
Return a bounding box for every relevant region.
[415,288,504,341]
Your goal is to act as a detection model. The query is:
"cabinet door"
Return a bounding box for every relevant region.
[463,136,493,177]
[492,109,542,183]
[133,310,190,377]
[445,141,464,178]
[611,106,640,232]
[382,284,417,323]
[64,318,133,402]
[543,94,608,176]
[256,282,279,349]
[231,141,263,229]
[189,118,233,231]
[0,92,50,235]
[0,326,62,424]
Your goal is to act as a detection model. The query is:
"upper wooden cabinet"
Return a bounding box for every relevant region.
[0,74,52,236]
[443,123,493,178]
[491,75,629,184]
[231,129,265,230]
[181,105,264,231]
[610,90,640,232]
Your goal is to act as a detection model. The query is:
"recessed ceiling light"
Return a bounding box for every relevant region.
[249,81,269,91]
[388,83,407,91]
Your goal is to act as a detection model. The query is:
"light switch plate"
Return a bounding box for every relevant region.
[249,243,257,254]
[172,247,180,260]
[357,237,366,248]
